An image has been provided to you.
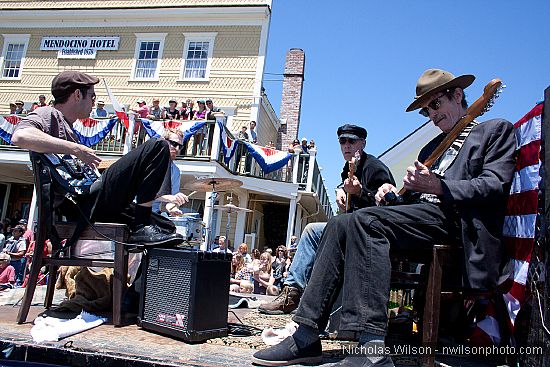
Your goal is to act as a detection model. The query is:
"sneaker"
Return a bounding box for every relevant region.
[258,285,301,315]
[252,336,322,366]
[129,224,183,247]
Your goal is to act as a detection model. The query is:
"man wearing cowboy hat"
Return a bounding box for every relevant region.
[252,69,516,367]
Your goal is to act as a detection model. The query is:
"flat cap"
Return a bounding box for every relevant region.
[51,71,99,98]
[337,124,367,140]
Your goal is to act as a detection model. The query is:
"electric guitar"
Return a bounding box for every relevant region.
[345,150,361,213]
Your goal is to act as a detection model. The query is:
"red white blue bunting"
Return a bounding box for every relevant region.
[140,118,207,142]
[0,114,21,144]
[243,141,292,174]
[73,117,118,147]
[218,120,238,164]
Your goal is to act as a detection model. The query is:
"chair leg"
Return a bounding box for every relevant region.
[17,239,46,324]
[422,247,443,367]
[44,265,59,309]
[112,243,128,327]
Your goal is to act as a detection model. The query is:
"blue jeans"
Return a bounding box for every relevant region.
[285,222,326,291]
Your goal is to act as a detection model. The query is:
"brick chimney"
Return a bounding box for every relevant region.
[277,48,305,150]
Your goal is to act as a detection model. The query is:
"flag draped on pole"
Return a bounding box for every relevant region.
[103,79,129,128]
[471,102,542,347]
[0,115,21,144]
[73,116,118,147]
[218,120,238,164]
[243,141,292,173]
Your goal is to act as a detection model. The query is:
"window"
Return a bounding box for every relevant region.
[1,34,30,80]
[181,33,216,81]
[131,33,166,80]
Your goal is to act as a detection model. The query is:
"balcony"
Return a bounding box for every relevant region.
[0,115,335,219]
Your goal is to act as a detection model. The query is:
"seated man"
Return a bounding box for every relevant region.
[252,69,516,367]
[12,71,182,246]
[0,253,16,289]
[152,128,189,216]
[259,124,394,315]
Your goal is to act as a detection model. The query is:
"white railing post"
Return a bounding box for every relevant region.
[306,150,316,192]
[123,114,135,154]
[292,153,300,184]
[210,114,223,161]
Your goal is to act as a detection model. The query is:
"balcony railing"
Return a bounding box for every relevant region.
[0,115,335,217]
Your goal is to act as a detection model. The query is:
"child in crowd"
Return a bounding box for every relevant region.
[252,252,279,296]
[230,253,253,293]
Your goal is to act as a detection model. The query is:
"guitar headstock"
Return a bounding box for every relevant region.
[348,150,361,178]
[466,78,505,119]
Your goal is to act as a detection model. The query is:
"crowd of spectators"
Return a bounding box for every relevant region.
[287,137,316,154]
[6,95,51,116]
[229,242,294,296]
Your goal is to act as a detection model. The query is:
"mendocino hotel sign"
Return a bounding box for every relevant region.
[40,36,120,59]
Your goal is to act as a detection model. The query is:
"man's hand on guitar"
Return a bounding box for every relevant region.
[403,160,443,195]
[336,188,347,211]
[73,144,101,168]
[343,176,361,195]
[375,183,398,206]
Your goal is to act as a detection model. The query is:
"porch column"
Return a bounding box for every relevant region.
[234,192,248,246]
[286,194,298,245]
[305,150,316,191]
[210,114,223,161]
[1,183,10,221]
[28,187,38,233]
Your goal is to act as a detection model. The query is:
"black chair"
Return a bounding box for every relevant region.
[17,153,131,326]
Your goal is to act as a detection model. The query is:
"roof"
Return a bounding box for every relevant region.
[0,0,270,10]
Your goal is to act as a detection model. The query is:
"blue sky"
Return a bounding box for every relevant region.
[262,0,550,209]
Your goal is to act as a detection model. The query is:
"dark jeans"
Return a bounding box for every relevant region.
[65,138,171,228]
[293,202,456,336]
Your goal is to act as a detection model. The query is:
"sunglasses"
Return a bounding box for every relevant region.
[167,140,183,149]
[338,137,358,145]
[419,94,445,117]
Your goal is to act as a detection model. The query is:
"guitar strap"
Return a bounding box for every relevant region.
[419,120,479,204]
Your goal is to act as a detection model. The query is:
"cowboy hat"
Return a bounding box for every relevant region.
[406,69,475,112]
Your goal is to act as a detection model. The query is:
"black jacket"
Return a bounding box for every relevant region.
[340,151,395,212]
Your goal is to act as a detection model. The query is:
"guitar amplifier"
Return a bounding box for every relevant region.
[137,248,232,342]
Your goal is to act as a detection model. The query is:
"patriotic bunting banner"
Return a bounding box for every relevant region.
[0,114,21,144]
[472,102,542,347]
[140,118,207,141]
[218,120,238,164]
[243,141,292,173]
[73,116,118,147]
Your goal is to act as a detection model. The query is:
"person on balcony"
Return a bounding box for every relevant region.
[131,99,149,118]
[8,102,17,115]
[300,138,309,154]
[91,100,108,118]
[163,99,181,120]
[205,99,223,120]
[193,100,207,120]
[14,100,27,115]
[147,97,163,120]
[11,70,182,247]
[258,124,395,319]
[252,69,516,367]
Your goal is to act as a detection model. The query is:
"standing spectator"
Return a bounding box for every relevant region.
[2,225,26,285]
[14,100,27,115]
[235,126,249,172]
[309,139,316,151]
[248,121,258,144]
[131,99,149,118]
[147,98,163,120]
[179,100,189,120]
[300,137,309,154]
[206,99,222,120]
[91,100,108,118]
[29,102,39,112]
[185,99,195,120]
[291,139,302,154]
[193,100,207,120]
[9,102,17,115]
[38,94,47,108]
[0,253,16,290]
[163,99,181,120]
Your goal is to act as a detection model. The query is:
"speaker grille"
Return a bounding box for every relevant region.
[143,254,192,330]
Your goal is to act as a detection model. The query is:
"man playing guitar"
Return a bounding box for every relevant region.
[259,124,395,315]
[12,71,182,246]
